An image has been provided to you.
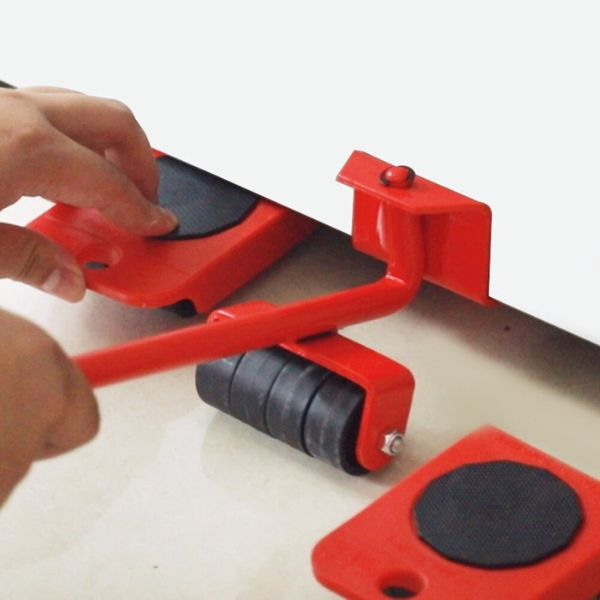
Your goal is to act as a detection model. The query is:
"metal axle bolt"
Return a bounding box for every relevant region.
[381,430,404,456]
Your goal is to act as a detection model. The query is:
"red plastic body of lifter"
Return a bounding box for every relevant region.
[210,302,414,471]
[28,150,492,469]
[28,151,317,312]
[312,427,600,600]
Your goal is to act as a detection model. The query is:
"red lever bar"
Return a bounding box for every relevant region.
[72,149,492,388]
[75,207,424,387]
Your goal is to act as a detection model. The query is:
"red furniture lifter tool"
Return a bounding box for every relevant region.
[29,150,492,473]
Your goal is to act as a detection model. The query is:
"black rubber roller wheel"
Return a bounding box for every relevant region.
[196,348,292,431]
[162,299,198,318]
[303,374,367,475]
[265,355,331,452]
[228,347,291,433]
[195,353,244,414]
[196,347,368,475]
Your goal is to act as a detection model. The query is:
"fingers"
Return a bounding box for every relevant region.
[29,92,159,202]
[21,127,177,236]
[0,89,177,236]
[0,223,86,301]
[0,464,29,506]
[0,310,100,503]
[41,354,100,458]
[20,86,83,95]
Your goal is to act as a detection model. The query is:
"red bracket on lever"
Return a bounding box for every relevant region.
[339,151,492,305]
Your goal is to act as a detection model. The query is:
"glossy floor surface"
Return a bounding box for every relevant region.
[0,210,599,599]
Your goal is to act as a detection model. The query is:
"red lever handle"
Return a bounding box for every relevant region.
[75,275,415,387]
[75,209,424,387]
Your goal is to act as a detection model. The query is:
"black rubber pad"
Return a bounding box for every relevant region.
[156,155,259,240]
[265,355,331,452]
[413,460,583,569]
[303,374,367,475]
[0,80,16,89]
[228,348,292,434]
[195,354,244,414]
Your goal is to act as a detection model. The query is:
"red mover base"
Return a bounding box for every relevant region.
[313,427,600,600]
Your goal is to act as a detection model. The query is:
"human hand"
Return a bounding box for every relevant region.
[0,86,177,302]
[0,309,99,505]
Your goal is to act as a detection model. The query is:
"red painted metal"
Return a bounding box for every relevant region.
[210,302,415,471]
[340,151,493,304]
[32,149,492,468]
[312,427,600,600]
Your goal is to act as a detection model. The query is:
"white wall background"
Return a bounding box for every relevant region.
[2,0,599,344]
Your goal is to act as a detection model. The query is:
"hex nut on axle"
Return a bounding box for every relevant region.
[381,430,404,456]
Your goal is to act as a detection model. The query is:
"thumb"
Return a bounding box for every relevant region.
[0,223,86,302]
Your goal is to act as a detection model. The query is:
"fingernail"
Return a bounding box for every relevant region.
[41,266,86,302]
[162,208,178,227]
[149,206,178,234]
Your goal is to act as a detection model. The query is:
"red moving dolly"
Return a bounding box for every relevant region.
[29,150,318,314]
[28,150,492,473]
[312,427,600,599]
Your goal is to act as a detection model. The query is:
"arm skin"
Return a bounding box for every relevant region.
[0,86,178,504]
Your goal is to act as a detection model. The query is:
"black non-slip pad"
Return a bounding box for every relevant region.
[156,155,259,240]
[413,460,583,569]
